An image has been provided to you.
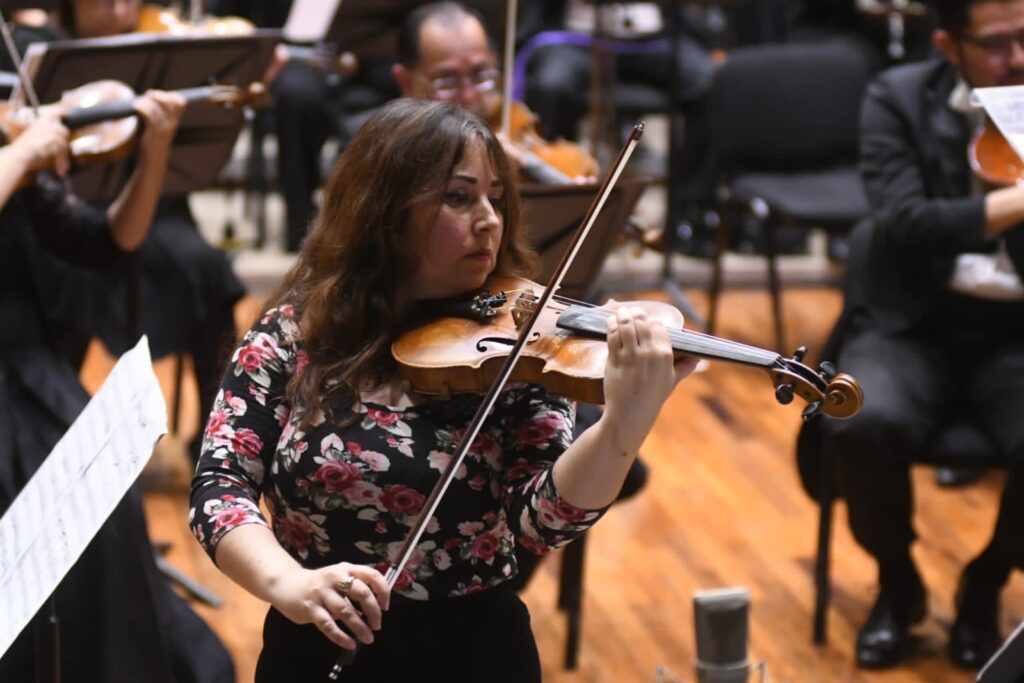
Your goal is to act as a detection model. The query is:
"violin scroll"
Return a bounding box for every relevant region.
[768,346,863,420]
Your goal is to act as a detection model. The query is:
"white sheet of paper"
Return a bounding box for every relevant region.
[0,337,167,658]
[283,0,343,43]
[973,85,1024,163]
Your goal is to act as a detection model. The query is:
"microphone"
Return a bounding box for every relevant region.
[693,587,751,683]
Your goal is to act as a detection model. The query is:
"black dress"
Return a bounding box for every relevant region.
[0,173,235,683]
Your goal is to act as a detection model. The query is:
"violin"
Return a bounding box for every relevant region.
[0,79,266,170]
[136,4,358,77]
[392,275,863,419]
[969,118,1024,187]
[493,99,600,184]
[136,3,254,36]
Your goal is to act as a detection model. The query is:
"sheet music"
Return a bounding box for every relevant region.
[973,86,1024,163]
[284,0,343,43]
[0,337,167,658]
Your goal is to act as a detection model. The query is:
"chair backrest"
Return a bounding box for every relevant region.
[710,38,873,173]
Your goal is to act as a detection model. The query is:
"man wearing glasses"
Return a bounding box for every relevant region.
[391,1,577,179]
[819,0,1024,671]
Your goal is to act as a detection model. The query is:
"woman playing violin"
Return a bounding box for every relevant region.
[189,98,696,682]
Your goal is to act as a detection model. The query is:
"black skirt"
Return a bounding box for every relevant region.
[255,584,541,683]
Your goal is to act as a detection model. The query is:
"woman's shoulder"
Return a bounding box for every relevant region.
[251,304,303,344]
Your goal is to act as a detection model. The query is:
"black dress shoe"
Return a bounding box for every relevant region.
[855,584,926,669]
[949,571,1002,669]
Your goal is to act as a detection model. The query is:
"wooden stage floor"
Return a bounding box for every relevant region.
[109,286,1024,683]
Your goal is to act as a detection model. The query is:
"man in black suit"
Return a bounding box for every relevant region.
[820,0,1024,670]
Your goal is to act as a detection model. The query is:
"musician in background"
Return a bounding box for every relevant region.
[241,0,399,252]
[820,0,1024,669]
[391,1,595,183]
[15,0,247,463]
[0,95,233,682]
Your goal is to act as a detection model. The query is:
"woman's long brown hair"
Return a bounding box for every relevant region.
[266,98,536,426]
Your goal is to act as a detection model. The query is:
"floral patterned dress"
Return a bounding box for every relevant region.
[189,305,608,600]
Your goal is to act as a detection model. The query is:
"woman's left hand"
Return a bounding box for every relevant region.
[133,89,186,156]
[601,305,698,454]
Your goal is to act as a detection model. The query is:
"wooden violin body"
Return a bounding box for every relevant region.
[392,276,864,419]
[493,100,599,183]
[136,4,254,35]
[969,118,1024,187]
[0,79,267,180]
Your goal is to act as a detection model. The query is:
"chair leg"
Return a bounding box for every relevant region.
[813,448,836,645]
[706,207,730,336]
[558,534,587,670]
[762,221,786,352]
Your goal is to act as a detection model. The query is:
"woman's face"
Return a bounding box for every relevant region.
[70,0,140,38]
[407,139,505,300]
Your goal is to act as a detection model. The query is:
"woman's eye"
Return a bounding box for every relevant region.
[489,195,506,211]
[444,190,471,207]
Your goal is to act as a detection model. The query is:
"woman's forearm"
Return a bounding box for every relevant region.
[551,415,638,510]
[213,523,303,605]
[105,144,171,251]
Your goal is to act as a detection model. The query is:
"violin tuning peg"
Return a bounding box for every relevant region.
[818,361,837,380]
[791,346,807,363]
[775,383,795,405]
[802,401,823,421]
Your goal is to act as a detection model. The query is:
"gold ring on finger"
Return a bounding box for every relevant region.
[336,575,355,595]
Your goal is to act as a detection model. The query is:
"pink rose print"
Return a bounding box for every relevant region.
[212,506,250,530]
[231,428,264,459]
[312,460,361,492]
[516,412,564,446]
[471,533,499,562]
[554,497,587,523]
[366,408,399,427]
[279,511,318,556]
[237,344,267,373]
[206,409,227,436]
[380,485,425,516]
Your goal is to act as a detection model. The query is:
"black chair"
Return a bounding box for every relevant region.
[794,219,1007,645]
[706,38,873,352]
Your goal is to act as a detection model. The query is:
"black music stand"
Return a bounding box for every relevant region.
[520,177,650,301]
[20,30,279,201]
[323,0,505,62]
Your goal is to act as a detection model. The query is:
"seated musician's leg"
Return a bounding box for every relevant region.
[950,347,1024,667]
[272,60,339,252]
[821,323,948,668]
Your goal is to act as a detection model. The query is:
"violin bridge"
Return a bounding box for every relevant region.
[511,290,538,329]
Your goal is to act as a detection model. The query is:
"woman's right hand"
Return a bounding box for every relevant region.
[269,563,391,650]
[9,109,70,178]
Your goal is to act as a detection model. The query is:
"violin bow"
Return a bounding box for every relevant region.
[499,0,517,139]
[328,124,645,680]
[0,11,40,112]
